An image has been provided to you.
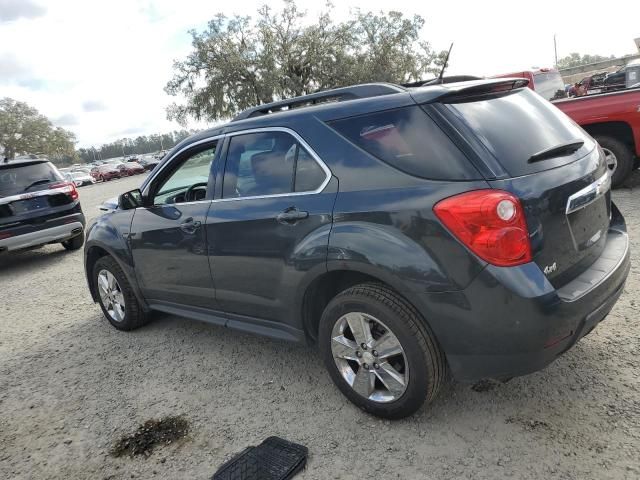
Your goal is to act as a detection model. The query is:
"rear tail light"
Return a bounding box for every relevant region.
[50,181,79,201]
[434,189,532,267]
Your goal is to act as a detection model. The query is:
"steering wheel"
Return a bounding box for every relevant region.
[184,182,208,202]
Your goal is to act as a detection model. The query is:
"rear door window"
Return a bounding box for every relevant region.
[223,131,327,198]
[329,106,479,180]
[446,88,593,177]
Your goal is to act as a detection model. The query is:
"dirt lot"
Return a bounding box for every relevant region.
[1,172,639,480]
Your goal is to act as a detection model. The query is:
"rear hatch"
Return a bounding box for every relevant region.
[440,87,610,287]
[0,160,78,230]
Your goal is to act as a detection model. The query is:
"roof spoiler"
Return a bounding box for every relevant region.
[436,78,530,103]
[402,75,483,87]
[232,83,405,121]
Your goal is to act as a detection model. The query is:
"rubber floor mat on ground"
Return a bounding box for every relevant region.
[212,436,308,480]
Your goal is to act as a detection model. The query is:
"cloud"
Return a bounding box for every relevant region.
[0,52,49,91]
[53,113,80,126]
[113,125,148,137]
[82,100,107,112]
[0,52,33,81]
[0,0,46,22]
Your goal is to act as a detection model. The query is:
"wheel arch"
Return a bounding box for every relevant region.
[583,121,636,153]
[300,267,435,346]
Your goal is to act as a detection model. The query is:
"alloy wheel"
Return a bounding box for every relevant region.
[97,269,126,322]
[602,147,618,174]
[330,312,408,403]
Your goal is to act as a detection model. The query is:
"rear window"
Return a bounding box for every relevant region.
[532,71,567,101]
[329,106,479,180]
[447,88,591,176]
[0,162,62,197]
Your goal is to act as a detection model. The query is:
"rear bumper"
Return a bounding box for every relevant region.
[414,205,630,382]
[0,212,85,252]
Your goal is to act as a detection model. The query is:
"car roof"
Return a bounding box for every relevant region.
[150,77,528,189]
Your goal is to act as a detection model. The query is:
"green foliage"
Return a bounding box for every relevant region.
[165,0,446,124]
[557,52,616,69]
[0,97,76,161]
[77,130,196,163]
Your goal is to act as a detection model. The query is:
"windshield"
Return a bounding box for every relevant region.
[533,71,567,101]
[0,162,62,197]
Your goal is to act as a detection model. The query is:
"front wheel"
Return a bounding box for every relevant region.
[319,283,446,419]
[93,256,149,331]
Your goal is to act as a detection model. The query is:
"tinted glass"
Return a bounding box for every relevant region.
[154,146,216,204]
[294,147,325,192]
[329,106,477,180]
[448,88,591,176]
[0,162,62,196]
[532,72,567,101]
[223,132,297,198]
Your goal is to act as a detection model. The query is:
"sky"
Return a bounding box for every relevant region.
[0,0,638,148]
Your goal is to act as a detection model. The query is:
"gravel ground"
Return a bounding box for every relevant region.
[1,172,639,480]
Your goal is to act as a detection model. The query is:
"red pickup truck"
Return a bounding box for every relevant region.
[494,68,640,186]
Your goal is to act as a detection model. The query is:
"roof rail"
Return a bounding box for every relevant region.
[231,83,406,121]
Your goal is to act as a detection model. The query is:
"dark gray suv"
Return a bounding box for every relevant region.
[84,79,629,418]
[1,159,85,254]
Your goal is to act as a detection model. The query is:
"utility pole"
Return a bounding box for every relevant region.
[121,142,126,158]
[554,34,558,68]
[91,148,96,161]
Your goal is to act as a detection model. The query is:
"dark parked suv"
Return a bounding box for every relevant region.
[84,79,630,418]
[1,159,85,254]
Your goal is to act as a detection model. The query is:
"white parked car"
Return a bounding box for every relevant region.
[64,171,95,187]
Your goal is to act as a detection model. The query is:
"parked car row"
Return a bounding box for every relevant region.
[90,161,146,182]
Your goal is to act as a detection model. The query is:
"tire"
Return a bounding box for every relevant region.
[99,175,105,182]
[93,256,149,331]
[61,232,84,251]
[595,135,634,188]
[319,283,446,419]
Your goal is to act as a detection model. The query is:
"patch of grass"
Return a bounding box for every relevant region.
[111,415,189,458]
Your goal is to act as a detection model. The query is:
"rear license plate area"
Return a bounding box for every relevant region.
[567,196,608,251]
[11,197,49,215]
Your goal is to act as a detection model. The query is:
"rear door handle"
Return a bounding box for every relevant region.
[180,217,201,234]
[276,209,309,224]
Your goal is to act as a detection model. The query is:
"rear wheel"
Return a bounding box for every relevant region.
[319,283,446,419]
[595,135,633,187]
[93,256,149,331]
[61,232,84,251]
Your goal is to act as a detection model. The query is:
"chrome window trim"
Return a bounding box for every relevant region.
[141,134,224,197]
[565,170,611,215]
[142,128,332,202]
[220,127,332,201]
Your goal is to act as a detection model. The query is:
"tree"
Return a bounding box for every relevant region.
[557,52,616,69]
[0,98,76,162]
[165,0,446,124]
[77,129,196,163]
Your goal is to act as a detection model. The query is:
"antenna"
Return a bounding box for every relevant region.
[437,43,454,84]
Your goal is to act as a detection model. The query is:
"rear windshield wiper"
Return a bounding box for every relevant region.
[22,179,53,192]
[528,140,584,163]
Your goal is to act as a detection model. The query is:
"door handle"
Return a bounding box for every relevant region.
[180,217,201,234]
[276,208,309,224]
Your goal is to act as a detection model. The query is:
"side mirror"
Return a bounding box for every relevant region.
[118,189,144,210]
